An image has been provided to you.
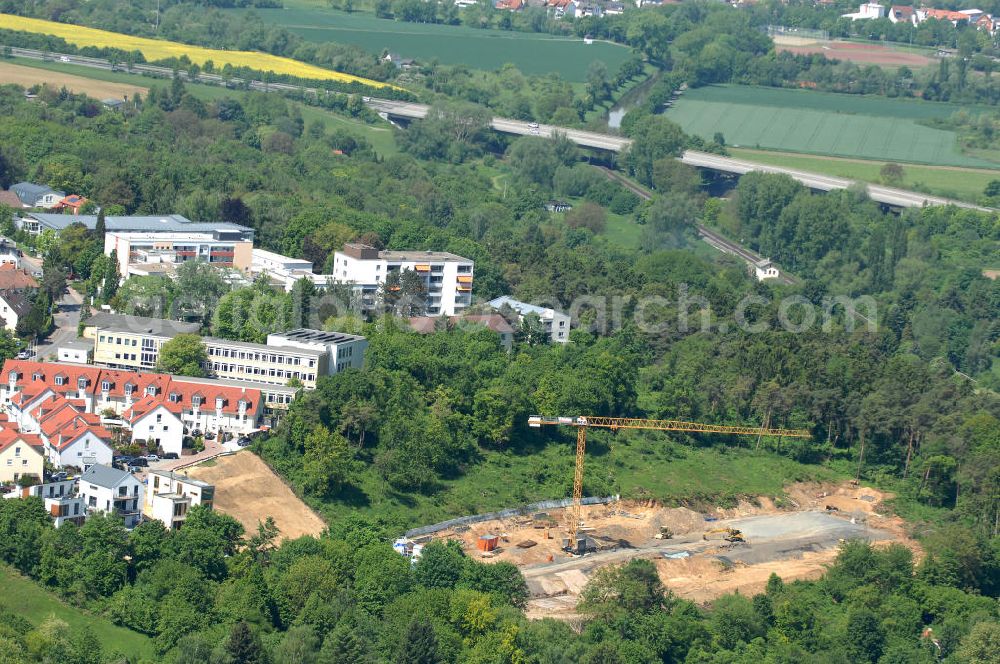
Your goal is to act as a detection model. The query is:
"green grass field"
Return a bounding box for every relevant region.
[0,565,154,660]
[667,85,1000,169]
[240,8,632,82]
[6,57,399,155]
[729,148,998,202]
[309,432,842,529]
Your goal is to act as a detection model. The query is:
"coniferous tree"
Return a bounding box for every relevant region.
[395,618,438,664]
[225,621,267,664]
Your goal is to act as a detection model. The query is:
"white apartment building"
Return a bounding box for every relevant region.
[203,329,367,390]
[331,243,474,316]
[5,478,87,527]
[105,229,254,278]
[489,296,571,343]
[144,469,214,529]
[79,464,144,528]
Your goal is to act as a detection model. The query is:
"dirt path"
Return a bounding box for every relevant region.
[187,451,326,541]
[0,61,146,99]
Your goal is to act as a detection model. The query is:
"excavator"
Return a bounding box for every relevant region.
[703,527,746,543]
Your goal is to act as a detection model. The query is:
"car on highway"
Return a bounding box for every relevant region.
[59,56,70,62]
[528,122,539,128]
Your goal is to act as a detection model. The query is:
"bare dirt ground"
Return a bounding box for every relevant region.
[187,451,326,541]
[418,481,916,619]
[0,61,147,99]
[774,40,933,67]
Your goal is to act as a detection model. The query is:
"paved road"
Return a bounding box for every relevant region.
[33,286,82,360]
[9,46,992,211]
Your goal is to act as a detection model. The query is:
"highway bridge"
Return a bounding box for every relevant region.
[370,98,994,213]
[8,47,994,213]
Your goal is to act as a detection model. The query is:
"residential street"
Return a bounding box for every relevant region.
[33,286,83,360]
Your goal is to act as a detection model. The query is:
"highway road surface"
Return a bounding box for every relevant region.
[7,47,994,212]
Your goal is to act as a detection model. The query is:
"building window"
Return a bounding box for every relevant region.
[54,376,65,386]
[146,385,156,396]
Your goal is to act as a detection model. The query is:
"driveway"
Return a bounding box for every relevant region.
[33,286,83,360]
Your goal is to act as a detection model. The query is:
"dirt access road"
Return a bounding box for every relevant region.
[0,60,146,99]
[187,451,326,541]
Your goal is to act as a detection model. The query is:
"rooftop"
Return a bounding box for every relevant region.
[86,313,200,337]
[379,249,472,263]
[272,328,367,345]
[148,468,213,489]
[81,464,134,489]
[488,296,565,318]
[22,213,253,235]
[59,339,94,351]
[202,336,324,356]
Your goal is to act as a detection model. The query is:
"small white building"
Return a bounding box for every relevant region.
[144,469,214,529]
[488,296,571,343]
[79,464,144,528]
[842,2,886,20]
[753,259,781,281]
[57,339,94,365]
[123,397,184,457]
[250,248,328,292]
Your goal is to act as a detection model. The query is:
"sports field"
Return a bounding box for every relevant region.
[242,8,631,82]
[666,85,1000,168]
[0,13,392,88]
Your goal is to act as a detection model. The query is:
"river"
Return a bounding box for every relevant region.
[606,70,663,129]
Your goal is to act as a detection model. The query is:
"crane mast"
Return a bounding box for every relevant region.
[528,415,811,540]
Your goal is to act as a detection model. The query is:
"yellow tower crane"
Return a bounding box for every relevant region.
[527,416,811,538]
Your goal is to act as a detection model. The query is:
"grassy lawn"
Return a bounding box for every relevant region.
[667,85,1000,169]
[311,433,843,529]
[5,57,398,155]
[235,7,632,82]
[0,565,154,661]
[729,148,998,202]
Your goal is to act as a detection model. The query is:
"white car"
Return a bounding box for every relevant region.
[59,56,70,62]
[144,454,160,462]
[528,122,539,129]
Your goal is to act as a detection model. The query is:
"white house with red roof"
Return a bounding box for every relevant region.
[123,397,184,456]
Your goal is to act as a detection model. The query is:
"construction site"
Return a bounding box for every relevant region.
[399,480,914,619]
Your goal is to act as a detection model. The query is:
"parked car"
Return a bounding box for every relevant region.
[236,437,252,447]
[128,465,142,473]
[162,452,179,460]
[16,350,32,360]
[204,431,216,440]
[130,457,148,467]
[528,122,539,129]
[191,429,203,438]
[144,454,160,462]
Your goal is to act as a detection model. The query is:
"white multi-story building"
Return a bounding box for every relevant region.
[203,329,367,390]
[489,296,571,343]
[85,313,201,371]
[144,469,214,529]
[79,465,144,528]
[123,398,185,456]
[105,230,254,278]
[331,243,474,316]
[5,478,87,527]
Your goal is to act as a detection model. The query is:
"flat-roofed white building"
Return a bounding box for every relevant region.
[331,243,474,316]
[144,469,214,529]
[489,296,571,343]
[203,329,366,390]
[250,248,331,292]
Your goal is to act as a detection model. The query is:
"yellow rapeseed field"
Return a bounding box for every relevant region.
[0,14,394,89]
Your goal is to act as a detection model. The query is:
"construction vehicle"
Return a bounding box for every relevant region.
[528,416,811,538]
[703,527,746,543]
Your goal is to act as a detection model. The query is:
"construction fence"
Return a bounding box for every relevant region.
[404,495,621,539]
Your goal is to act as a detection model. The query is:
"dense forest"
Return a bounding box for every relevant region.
[0,19,997,659]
